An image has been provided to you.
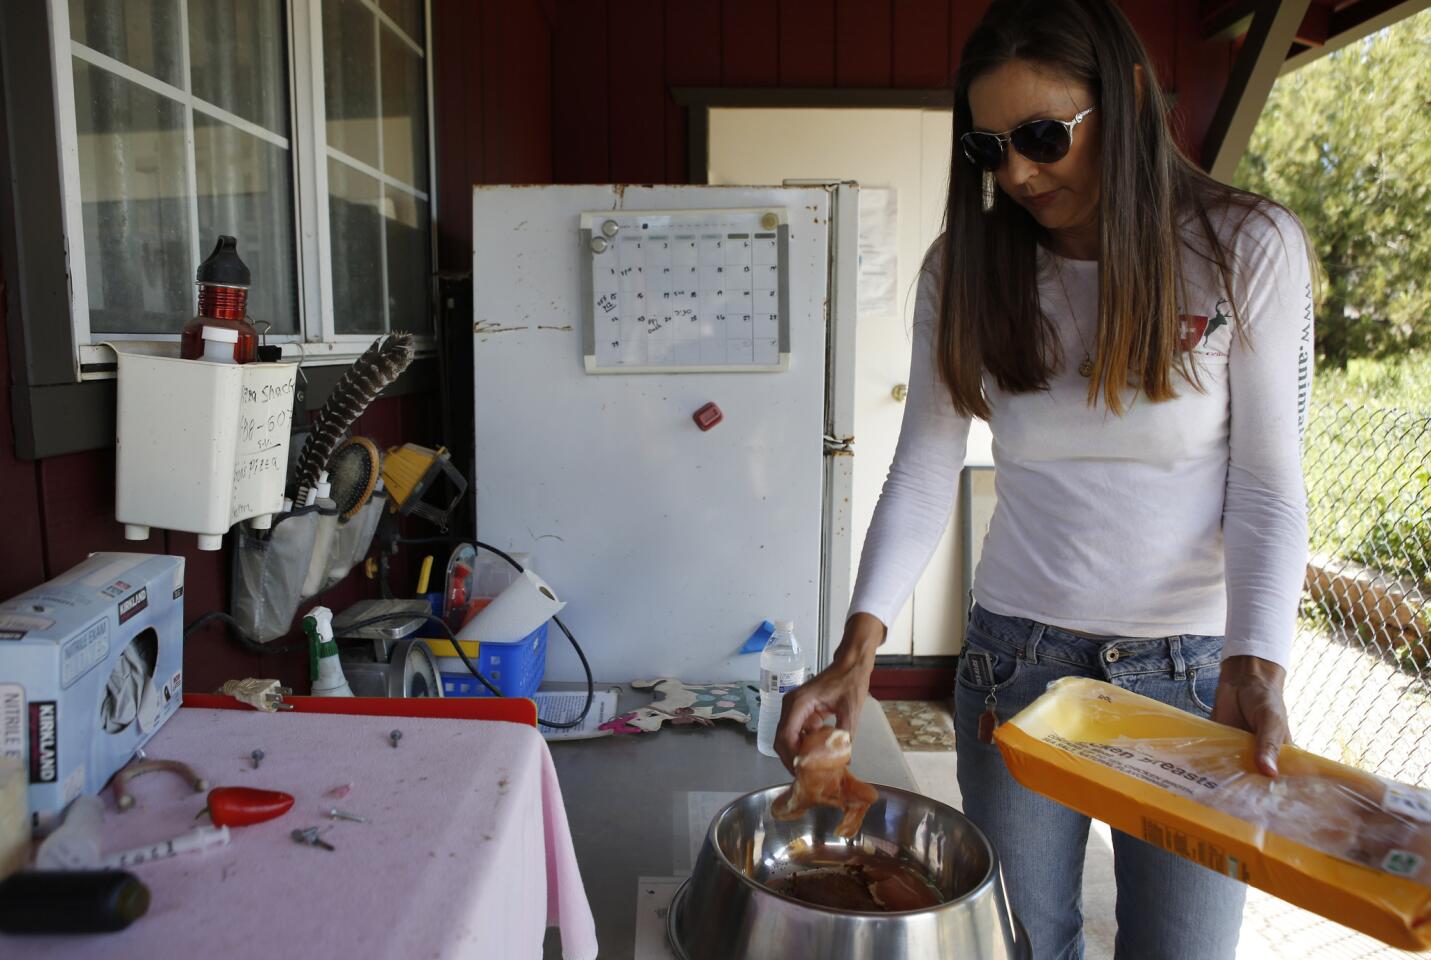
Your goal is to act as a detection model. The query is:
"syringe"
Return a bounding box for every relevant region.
[101,825,231,869]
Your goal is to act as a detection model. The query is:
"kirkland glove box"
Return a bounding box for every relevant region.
[0,553,185,828]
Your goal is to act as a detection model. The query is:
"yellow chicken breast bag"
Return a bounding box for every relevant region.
[995,677,1431,951]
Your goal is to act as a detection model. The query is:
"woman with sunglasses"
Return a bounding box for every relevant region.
[776,0,1316,957]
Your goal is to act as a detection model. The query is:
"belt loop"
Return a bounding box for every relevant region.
[1168,635,1187,679]
[1024,622,1047,664]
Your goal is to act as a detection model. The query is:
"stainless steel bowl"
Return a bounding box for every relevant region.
[668,784,1029,960]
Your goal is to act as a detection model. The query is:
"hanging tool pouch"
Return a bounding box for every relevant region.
[320,491,388,593]
[231,494,389,643]
[231,505,321,644]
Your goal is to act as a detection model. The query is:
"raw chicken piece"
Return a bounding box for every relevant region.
[773,727,879,838]
[863,861,942,911]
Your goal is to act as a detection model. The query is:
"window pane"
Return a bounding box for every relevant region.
[379,0,423,45]
[69,0,183,87]
[385,191,431,333]
[194,116,299,335]
[322,0,379,168]
[73,60,191,334]
[380,26,428,192]
[328,160,385,334]
[188,0,289,135]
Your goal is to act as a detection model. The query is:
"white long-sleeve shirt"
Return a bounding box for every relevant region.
[849,205,1314,668]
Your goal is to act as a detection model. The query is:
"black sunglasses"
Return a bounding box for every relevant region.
[960,106,1096,170]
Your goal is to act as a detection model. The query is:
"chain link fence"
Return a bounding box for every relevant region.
[1290,402,1429,784]
[1242,401,1430,959]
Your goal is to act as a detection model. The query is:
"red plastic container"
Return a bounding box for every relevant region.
[180,236,258,363]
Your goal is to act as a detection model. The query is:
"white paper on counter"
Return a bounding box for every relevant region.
[534,688,620,742]
[633,875,686,960]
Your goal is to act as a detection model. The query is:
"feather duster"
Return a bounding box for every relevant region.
[292,332,415,504]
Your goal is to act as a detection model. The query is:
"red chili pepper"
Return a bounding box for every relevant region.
[201,787,294,827]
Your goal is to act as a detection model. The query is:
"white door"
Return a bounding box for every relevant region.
[710,108,993,657]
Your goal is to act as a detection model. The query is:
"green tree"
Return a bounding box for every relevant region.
[1234,10,1431,369]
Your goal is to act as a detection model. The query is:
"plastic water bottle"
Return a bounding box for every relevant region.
[757,620,805,757]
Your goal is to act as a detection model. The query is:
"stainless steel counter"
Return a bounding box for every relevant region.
[542,685,915,958]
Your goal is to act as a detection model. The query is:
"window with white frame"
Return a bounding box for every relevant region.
[54,0,433,366]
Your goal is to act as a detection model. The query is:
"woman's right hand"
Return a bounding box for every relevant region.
[773,613,885,774]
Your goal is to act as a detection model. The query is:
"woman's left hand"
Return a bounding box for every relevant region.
[1211,655,1291,778]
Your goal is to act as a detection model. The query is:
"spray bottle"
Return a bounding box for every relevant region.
[304,606,352,697]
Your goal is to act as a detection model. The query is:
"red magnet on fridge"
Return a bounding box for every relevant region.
[693,403,723,431]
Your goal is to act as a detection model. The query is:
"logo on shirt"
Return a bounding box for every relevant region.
[1178,300,1231,359]
[1177,314,1209,351]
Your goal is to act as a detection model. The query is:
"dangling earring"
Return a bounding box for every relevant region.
[982,170,996,213]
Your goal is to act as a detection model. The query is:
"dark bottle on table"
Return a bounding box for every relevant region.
[180,235,258,364]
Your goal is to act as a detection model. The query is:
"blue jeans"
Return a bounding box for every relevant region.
[954,605,1246,960]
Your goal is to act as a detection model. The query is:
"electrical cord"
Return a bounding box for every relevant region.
[185,610,307,656]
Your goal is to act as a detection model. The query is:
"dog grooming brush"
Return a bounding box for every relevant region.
[327,437,380,519]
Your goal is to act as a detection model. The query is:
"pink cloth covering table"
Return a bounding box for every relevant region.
[1,708,598,959]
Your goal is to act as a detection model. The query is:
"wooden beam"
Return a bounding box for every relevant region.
[1204,0,1314,182]
[1203,0,1257,42]
[1296,3,1330,45]
[1204,0,1333,43]
[1281,0,1431,73]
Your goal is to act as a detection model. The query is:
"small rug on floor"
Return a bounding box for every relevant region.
[880,700,955,751]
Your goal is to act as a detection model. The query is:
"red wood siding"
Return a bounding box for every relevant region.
[780,0,837,88]
[610,0,669,184]
[433,0,553,271]
[663,2,721,189]
[892,0,953,87]
[722,0,781,86]
[550,0,610,184]
[1175,0,1236,163]
[539,0,1233,185]
[835,0,892,87]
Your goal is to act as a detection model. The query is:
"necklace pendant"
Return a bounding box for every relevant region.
[1078,354,1093,378]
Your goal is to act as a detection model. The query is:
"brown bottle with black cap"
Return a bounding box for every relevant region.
[180,235,258,363]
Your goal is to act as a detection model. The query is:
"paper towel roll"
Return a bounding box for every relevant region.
[456,569,565,644]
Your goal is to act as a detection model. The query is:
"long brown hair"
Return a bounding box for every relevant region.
[939,0,1296,417]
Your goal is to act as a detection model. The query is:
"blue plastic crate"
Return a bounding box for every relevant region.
[440,621,549,698]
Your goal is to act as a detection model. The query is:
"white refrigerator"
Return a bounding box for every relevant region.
[472,184,858,683]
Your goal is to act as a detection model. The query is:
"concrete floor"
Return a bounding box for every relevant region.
[900,749,1417,960]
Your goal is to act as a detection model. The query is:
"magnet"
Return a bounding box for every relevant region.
[602,219,620,238]
[692,402,723,431]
